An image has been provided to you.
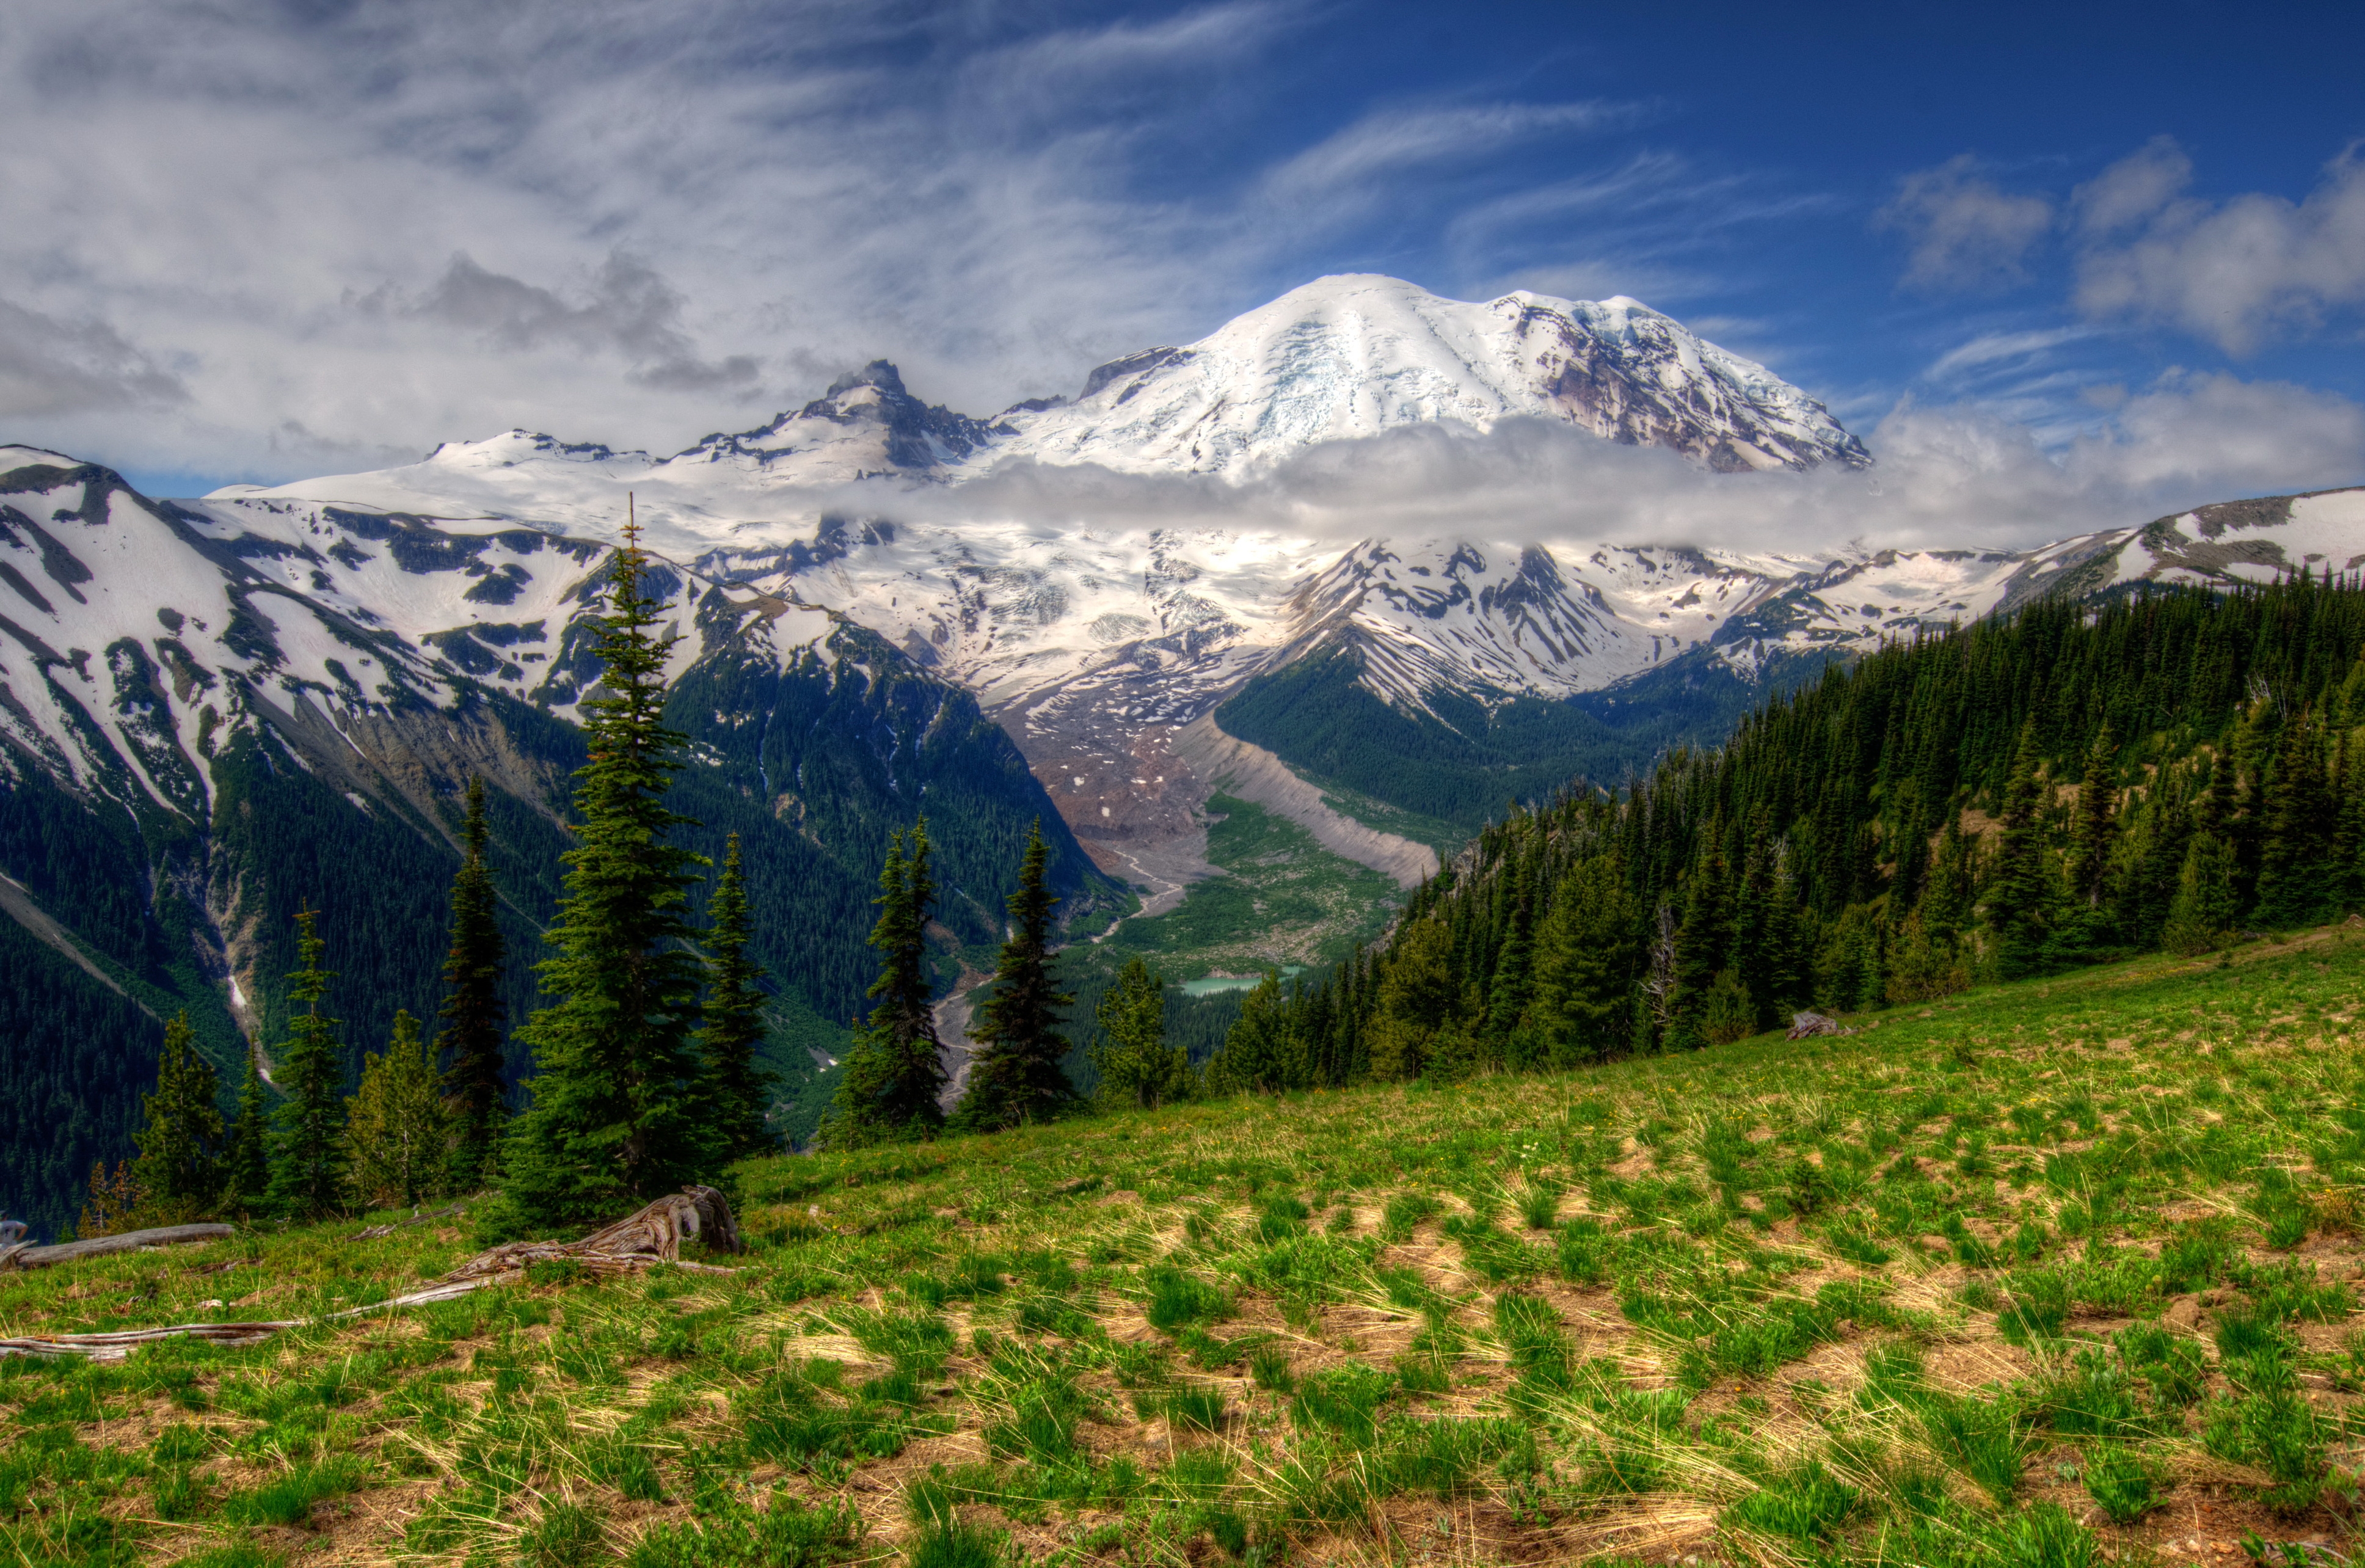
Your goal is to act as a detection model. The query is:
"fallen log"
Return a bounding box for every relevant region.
[0,1187,741,1360]
[0,1223,235,1272]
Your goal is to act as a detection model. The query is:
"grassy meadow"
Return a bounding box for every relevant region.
[12,927,2365,1567]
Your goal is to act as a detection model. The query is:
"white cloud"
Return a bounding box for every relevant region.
[0,297,186,418]
[1876,155,2054,293]
[2072,135,2192,237]
[839,372,2365,560]
[2074,141,2365,354]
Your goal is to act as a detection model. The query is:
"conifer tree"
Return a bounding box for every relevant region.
[265,910,349,1220]
[1922,808,1975,942]
[1484,863,1536,1038]
[129,1013,224,1223]
[505,519,711,1227]
[1985,723,2052,977]
[1090,957,1188,1109]
[826,822,948,1147]
[346,1011,450,1209]
[1206,973,1304,1092]
[2162,832,2238,955]
[698,833,779,1162]
[222,1043,271,1213]
[2255,709,2333,928]
[438,776,508,1191]
[1666,836,1733,1049]
[952,822,1077,1131]
[1529,858,1639,1063]
[2067,730,2117,908]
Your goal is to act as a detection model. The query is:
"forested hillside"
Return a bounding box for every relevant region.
[0,460,1117,1238]
[1207,573,2365,1088]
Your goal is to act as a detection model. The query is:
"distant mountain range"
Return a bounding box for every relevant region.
[5,271,2361,1233]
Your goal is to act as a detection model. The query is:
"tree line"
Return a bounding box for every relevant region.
[1190,572,2365,1089]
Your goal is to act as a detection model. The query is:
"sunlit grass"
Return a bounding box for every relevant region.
[8,927,2365,1564]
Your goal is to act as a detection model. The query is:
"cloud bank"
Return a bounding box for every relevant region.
[842,371,2365,560]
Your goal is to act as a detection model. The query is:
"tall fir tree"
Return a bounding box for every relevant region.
[438,775,509,1191]
[1986,722,2052,978]
[826,821,949,1147]
[952,822,1078,1132]
[2255,709,2334,928]
[129,1013,224,1223]
[503,517,712,1228]
[264,910,350,1220]
[346,1011,450,1209]
[222,1043,271,1214]
[2067,729,2118,908]
[698,833,779,1162]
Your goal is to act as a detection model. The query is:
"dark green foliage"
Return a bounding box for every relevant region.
[1087,957,1189,1109]
[505,528,712,1227]
[436,776,508,1191]
[222,1044,270,1214]
[951,823,1076,1132]
[129,1013,223,1219]
[1218,574,2365,1088]
[264,911,348,1220]
[0,916,168,1241]
[826,822,948,1147]
[698,833,779,1163]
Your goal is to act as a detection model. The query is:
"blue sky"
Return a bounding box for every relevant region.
[2,0,2360,519]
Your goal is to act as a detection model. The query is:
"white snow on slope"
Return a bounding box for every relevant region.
[0,449,828,822]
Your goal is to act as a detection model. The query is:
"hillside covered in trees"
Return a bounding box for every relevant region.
[1203,572,2365,1089]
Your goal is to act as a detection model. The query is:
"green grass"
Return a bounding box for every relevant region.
[13,927,2365,1564]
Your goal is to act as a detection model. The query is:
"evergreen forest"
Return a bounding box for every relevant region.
[1201,573,2365,1089]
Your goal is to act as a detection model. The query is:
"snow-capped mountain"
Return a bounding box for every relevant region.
[985,275,1871,476]
[189,272,2365,881]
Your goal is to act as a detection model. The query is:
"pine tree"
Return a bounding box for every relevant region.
[264,910,349,1220]
[698,832,779,1163]
[1484,862,1536,1038]
[438,775,509,1192]
[1922,808,1975,942]
[346,1011,450,1210]
[504,519,712,1227]
[2162,832,2239,955]
[128,1013,224,1223]
[2255,709,2334,928]
[1666,837,1733,1050]
[1206,973,1305,1093]
[826,822,949,1147]
[2067,730,2117,907]
[1090,957,1189,1109]
[222,1043,271,1214]
[952,822,1077,1131]
[1528,858,1640,1063]
[1985,722,2052,978]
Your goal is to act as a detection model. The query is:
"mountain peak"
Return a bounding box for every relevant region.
[825,359,909,398]
[988,271,1868,476]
